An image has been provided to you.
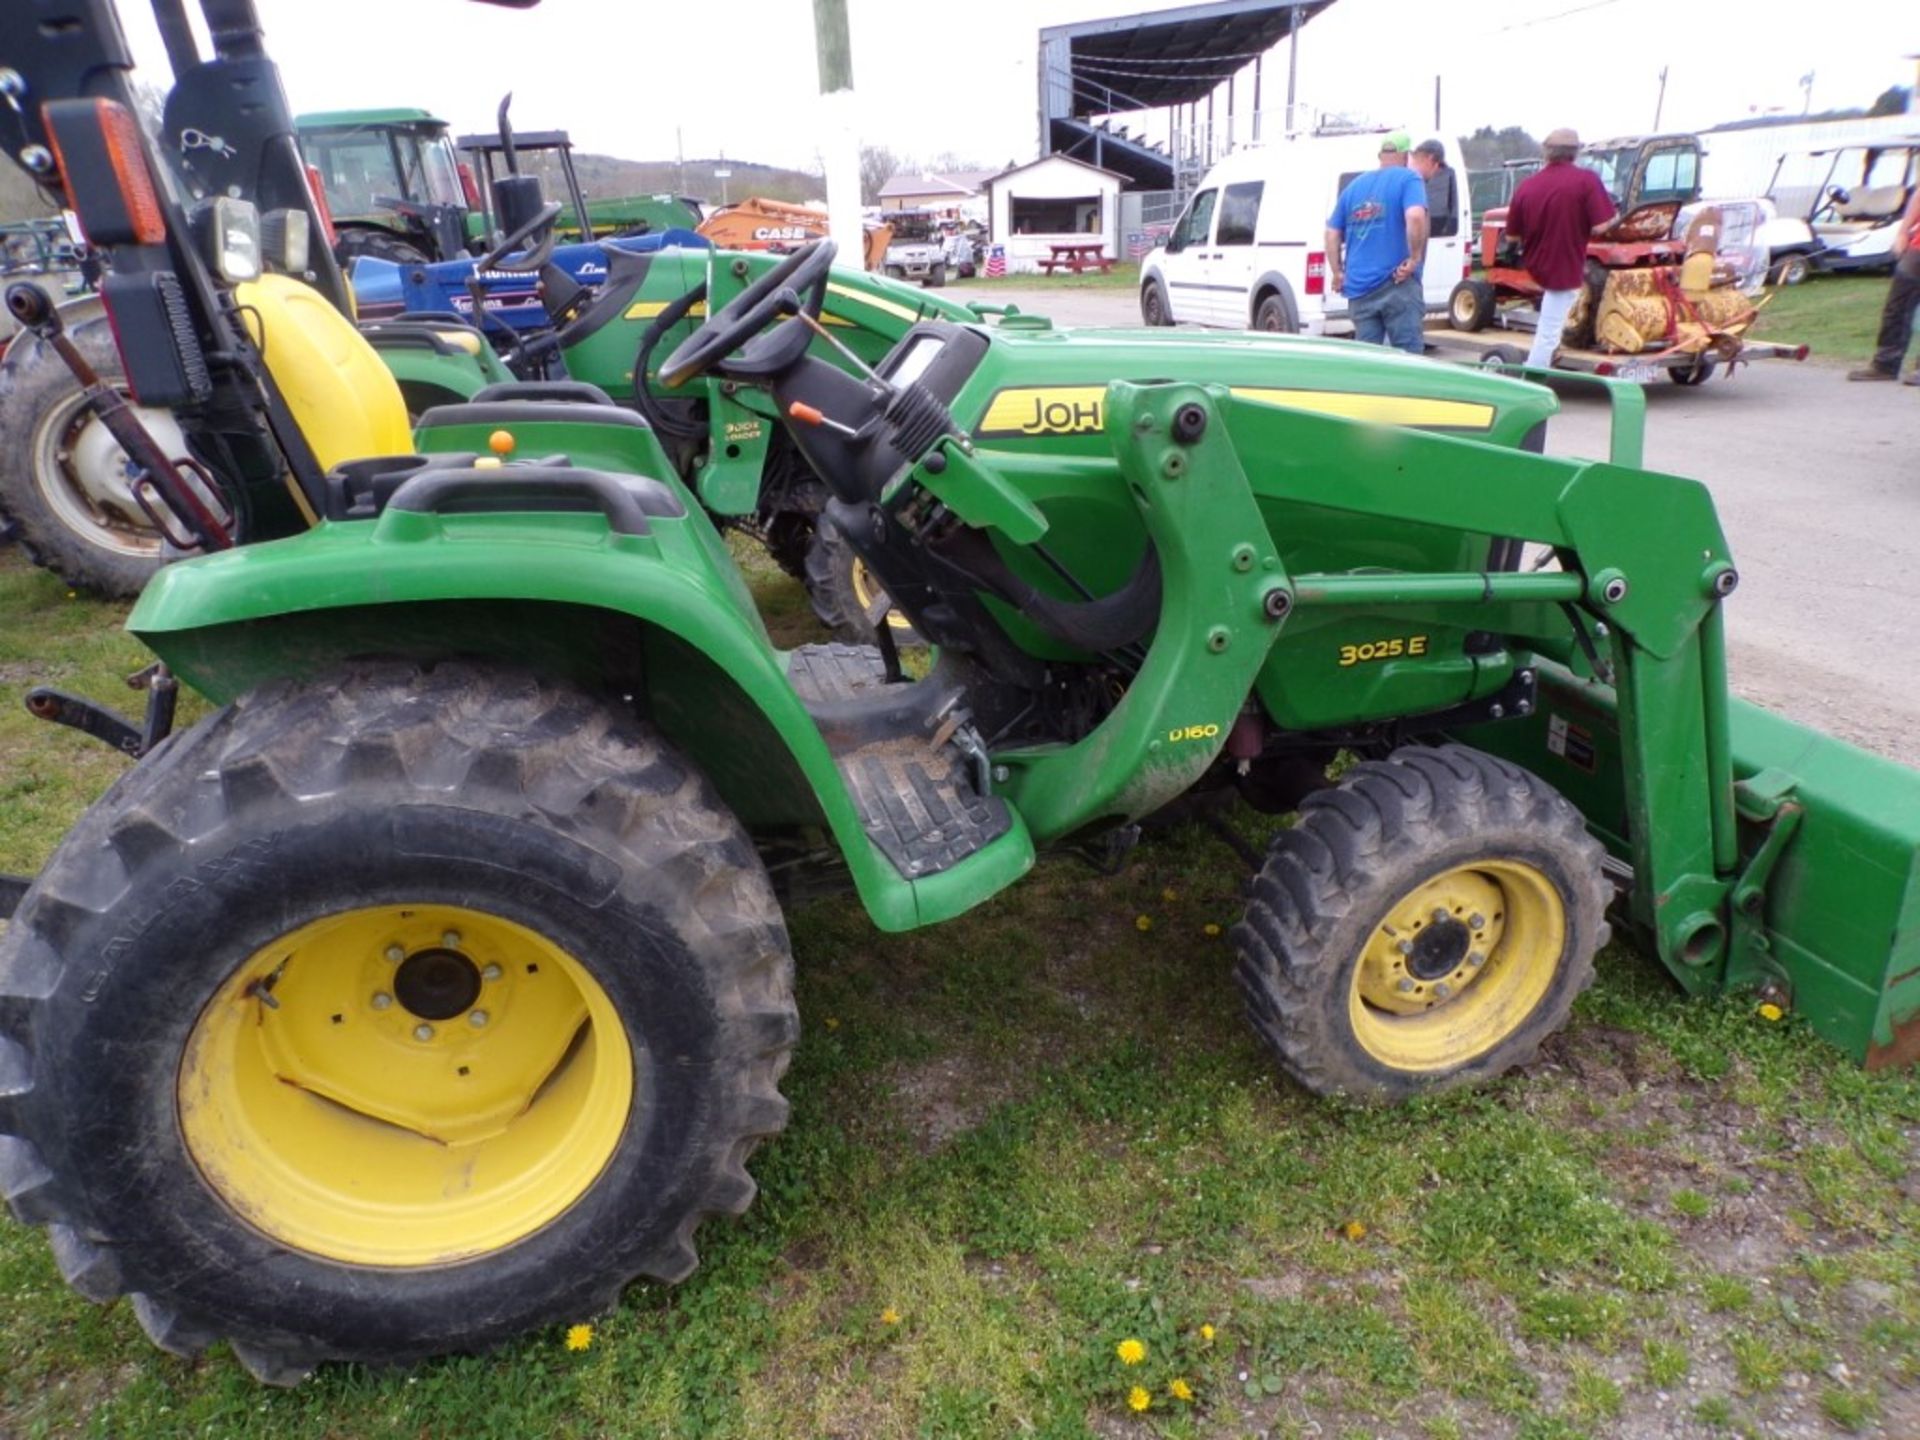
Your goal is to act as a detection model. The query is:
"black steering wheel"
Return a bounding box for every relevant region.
[478,200,563,274]
[657,238,836,388]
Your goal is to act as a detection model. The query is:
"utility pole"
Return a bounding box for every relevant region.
[676,127,686,198]
[1653,66,1668,130]
[1284,3,1302,133]
[812,0,862,259]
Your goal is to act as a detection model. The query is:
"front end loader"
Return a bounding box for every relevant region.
[1,0,1916,1390]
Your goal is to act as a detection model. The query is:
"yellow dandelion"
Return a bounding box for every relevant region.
[1135,914,1154,933]
[880,1306,901,1325]
[66,590,78,600]
[564,1323,593,1352]
[1161,887,1179,903]
[825,1016,841,1030]
[1202,923,1222,938]
[1342,1219,1368,1242]
[1127,1386,1152,1413]
[1199,1323,1216,1342]
[1757,1002,1784,1022]
[1169,1377,1194,1402]
[1116,1337,1147,1366]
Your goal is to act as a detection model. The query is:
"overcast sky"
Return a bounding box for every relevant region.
[120,0,1916,177]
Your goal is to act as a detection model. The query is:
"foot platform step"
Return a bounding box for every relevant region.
[787,644,1011,879]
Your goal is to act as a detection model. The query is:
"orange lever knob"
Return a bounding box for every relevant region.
[488,429,516,456]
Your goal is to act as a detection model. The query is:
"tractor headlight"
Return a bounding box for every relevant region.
[260,208,311,274]
[210,197,262,282]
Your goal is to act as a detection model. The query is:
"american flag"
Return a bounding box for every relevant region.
[985,244,1006,277]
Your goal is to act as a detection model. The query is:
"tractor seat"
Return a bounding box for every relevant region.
[1835,185,1907,221]
[321,451,684,532]
[359,316,493,358]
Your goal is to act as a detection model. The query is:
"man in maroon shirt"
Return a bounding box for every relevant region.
[1505,128,1618,367]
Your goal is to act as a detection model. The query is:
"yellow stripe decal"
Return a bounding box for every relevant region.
[975,386,1496,438]
[623,299,709,320]
[825,281,920,324]
[1229,387,1495,430]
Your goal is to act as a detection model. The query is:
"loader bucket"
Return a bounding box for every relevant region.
[1728,699,1920,1068]
[1460,666,1920,1067]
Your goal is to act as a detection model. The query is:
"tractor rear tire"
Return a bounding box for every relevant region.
[332,226,433,269]
[0,661,796,1382]
[1234,744,1608,1102]
[1449,278,1496,332]
[0,307,178,596]
[805,513,921,646]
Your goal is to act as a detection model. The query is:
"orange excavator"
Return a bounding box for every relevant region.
[695,196,892,270]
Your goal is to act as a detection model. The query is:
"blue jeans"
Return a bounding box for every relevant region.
[1348,275,1425,353]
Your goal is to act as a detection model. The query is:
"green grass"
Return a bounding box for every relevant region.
[3,545,1920,1437]
[1750,273,1891,366]
[960,261,1141,292]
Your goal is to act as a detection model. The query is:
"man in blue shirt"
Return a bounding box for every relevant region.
[1325,132,1430,353]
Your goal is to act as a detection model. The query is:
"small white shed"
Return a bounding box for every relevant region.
[987,154,1126,274]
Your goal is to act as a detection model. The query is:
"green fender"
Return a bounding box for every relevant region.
[126,501,1032,932]
[367,331,514,413]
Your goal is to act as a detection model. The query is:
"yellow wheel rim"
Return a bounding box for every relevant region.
[178,904,633,1267]
[1348,860,1565,1073]
[850,556,915,633]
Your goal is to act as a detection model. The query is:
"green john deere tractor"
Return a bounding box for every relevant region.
[3,0,1919,1390]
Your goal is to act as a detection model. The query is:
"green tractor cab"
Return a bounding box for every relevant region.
[1,0,1916,1390]
[295,108,474,266]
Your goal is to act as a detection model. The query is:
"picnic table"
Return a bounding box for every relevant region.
[1037,242,1114,276]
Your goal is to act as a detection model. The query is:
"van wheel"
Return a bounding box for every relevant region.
[1253,292,1299,333]
[1141,280,1172,326]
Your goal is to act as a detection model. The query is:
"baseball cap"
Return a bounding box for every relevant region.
[1379,131,1411,154]
[1544,126,1580,148]
[1413,138,1446,161]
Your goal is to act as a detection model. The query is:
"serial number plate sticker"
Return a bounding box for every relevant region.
[1546,712,1598,773]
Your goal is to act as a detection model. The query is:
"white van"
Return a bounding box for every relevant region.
[1140,131,1470,333]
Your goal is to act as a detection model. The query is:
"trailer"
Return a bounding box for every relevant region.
[1422,321,1809,386]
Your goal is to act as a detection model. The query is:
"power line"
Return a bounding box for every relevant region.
[1494,0,1625,33]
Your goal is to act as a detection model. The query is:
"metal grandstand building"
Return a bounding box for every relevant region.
[1037,0,1335,196]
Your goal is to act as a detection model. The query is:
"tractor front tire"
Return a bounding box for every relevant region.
[0,662,797,1382]
[805,513,920,646]
[0,308,177,596]
[1449,278,1496,332]
[1234,744,1608,1101]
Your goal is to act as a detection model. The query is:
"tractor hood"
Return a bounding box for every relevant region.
[952,326,1559,453]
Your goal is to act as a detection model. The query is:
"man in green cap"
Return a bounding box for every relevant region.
[1325,130,1430,353]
